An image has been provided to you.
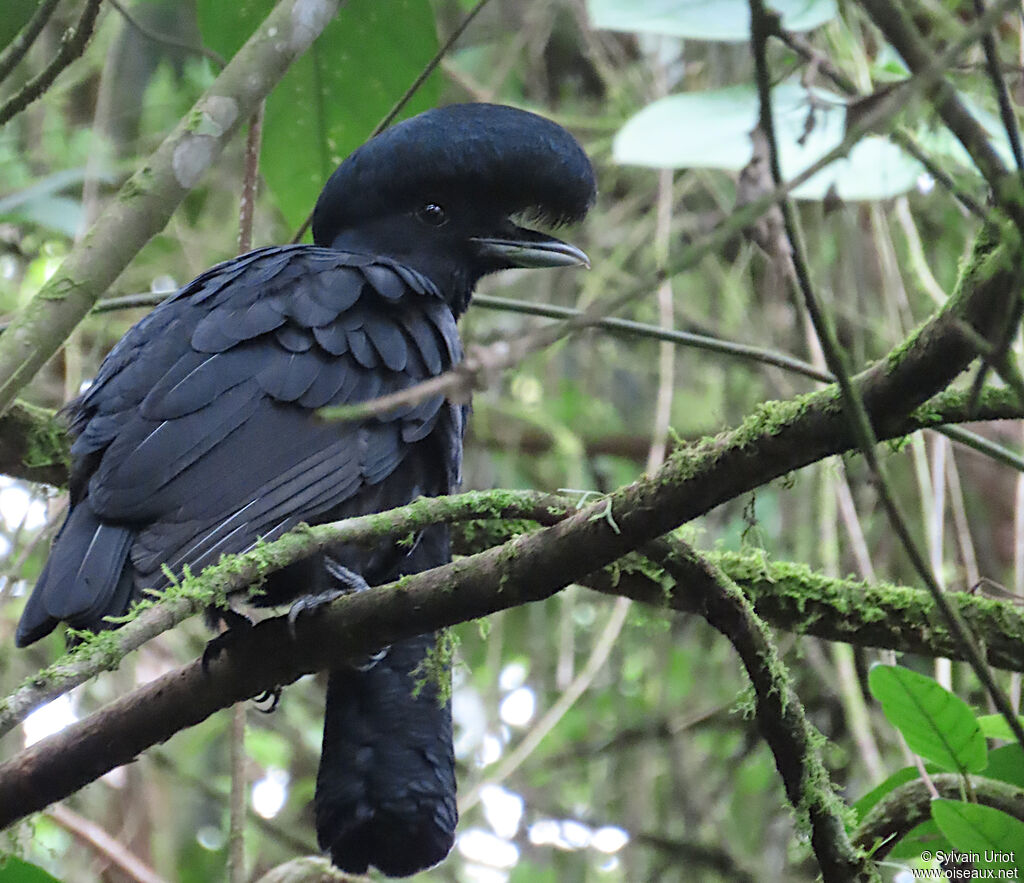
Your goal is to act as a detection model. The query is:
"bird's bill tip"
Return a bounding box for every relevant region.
[472,234,590,270]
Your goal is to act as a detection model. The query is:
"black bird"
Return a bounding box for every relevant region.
[16,103,595,876]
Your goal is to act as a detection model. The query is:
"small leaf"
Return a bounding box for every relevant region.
[868,664,987,774]
[977,714,1024,742]
[588,0,836,42]
[932,800,1024,872]
[613,82,921,201]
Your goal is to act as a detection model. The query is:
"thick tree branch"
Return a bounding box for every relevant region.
[580,550,1024,674]
[0,489,571,738]
[0,0,341,415]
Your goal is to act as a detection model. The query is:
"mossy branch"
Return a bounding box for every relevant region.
[851,774,1024,861]
[644,537,878,881]
[0,489,570,738]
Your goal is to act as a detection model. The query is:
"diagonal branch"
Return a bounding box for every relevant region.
[0,0,341,416]
[0,0,102,126]
[0,0,63,86]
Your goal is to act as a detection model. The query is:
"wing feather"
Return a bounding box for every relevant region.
[25,245,464,639]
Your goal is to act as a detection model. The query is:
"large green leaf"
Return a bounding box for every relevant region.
[588,0,836,41]
[196,0,440,231]
[613,82,921,201]
[868,665,988,774]
[932,800,1024,873]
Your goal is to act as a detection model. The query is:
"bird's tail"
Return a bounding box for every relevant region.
[315,632,457,877]
[16,502,135,647]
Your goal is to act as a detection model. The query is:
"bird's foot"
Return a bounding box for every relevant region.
[286,562,387,667]
[355,647,389,672]
[254,686,283,713]
[287,559,372,638]
[286,589,346,640]
[201,608,254,672]
[322,558,371,594]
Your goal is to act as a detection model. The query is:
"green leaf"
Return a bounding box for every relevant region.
[0,855,62,883]
[197,0,441,230]
[932,799,1024,872]
[613,82,921,201]
[986,745,1024,789]
[588,0,836,41]
[977,714,1024,743]
[854,747,1024,826]
[0,0,40,55]
[868,665,988,774]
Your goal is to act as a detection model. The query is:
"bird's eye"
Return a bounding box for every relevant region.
[417,203,447,227]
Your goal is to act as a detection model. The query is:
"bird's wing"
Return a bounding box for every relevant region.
[71,244,463,586]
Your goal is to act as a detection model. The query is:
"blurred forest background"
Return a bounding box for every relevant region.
[2,0,1024,881]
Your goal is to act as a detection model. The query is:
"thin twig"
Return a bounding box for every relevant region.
[227,705,247,883]
[225,99,265,883]
[47,803,167,883]
[857,0,1010,196]
[237,103,266,255]
[0,0,103,127]
[458,596,631,814]
[0,0,63,86]
[774,25,989,219]
[105,0,226,68]
[972,0,1024,173]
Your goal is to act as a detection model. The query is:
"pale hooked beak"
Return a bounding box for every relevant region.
[472,228,590,270]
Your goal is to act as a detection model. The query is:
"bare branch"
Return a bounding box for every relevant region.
[0,0,62,86]
[0,0,103,127]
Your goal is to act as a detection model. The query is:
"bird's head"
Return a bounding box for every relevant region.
[312,103,596,314]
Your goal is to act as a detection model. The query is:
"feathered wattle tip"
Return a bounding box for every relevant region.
[313,103,596,240]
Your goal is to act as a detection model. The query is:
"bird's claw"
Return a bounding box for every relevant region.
[254,686,283,713]
[287,589,346,640]
[355,647,389,672]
